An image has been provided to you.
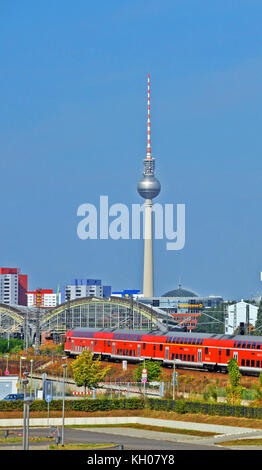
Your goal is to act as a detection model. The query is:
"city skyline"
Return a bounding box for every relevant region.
[1,1,262,300]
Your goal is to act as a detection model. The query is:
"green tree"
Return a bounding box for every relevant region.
[226,358,242,405]
[134,360,162,382]
[0,338,23,354]
[71,350,110,392]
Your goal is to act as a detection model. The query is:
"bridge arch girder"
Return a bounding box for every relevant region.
[0,304,24,334]
[41,296,167,334]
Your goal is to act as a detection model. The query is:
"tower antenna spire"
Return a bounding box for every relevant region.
[146,73,151,159]
[137,74,161,298]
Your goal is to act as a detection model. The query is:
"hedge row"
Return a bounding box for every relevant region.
[1,397,262,420]
[0,397,145,412]
[147,398,262,419]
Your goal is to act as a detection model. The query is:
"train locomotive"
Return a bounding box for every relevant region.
[64,327,262,376]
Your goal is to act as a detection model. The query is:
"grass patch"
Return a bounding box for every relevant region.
[49,443,116,450]
[219,438,262,446]
[69,423,218,437]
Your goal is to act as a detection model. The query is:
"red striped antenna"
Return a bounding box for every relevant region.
[146,73,152,159]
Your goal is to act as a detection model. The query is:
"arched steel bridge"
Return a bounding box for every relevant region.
[41,296,170,334]
[0,297,171,341]
[0,303,25,334]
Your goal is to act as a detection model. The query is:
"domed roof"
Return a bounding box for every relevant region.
[162,283,198,298]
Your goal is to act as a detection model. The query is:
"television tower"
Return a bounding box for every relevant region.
[137,74,161,297]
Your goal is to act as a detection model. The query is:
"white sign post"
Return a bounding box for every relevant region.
[141,368,147,397]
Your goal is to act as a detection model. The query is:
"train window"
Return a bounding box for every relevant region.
[242,342,247,348]
[258,344,261,350]
[200,339,204,345]
[187,355,190,361]
[188,338,193,344]
[172,337,177,343]
[160,344,163,351]
[180,338,185,344]
[143,343,146,350]
[171,353,175,360]
[219,349,221,356]
[196,339,201,345]
[205,347,208,355]
[247,342,251,349]
[251,360,255,367]
[246,360,250,367]
[252,343,256,349]
[192,339,196,345]
[108,341,111,347]
[184,338,188,344]
[241,359,245,366]
[192,355,195,362]
[117,349,119,354]
[256,361,260,368]
[176,354,179,359]
[179,354,182,360]
[183,355,186,361]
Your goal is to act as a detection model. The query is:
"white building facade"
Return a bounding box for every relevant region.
[225,300,259,335]
[62,279,111,302]
[27,289,61,308]
[0,273,18,305]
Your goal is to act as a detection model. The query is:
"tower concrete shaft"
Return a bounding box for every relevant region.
[143,199,153,297]
[137,74,161,298]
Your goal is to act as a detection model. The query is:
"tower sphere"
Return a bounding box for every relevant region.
[137,174,161,199]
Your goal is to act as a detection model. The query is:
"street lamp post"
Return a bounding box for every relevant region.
[19,356,26,392]
[30,359,34,397]
[61,363,67,447]
[172,359,181,400]
[22,371,31,450]
[4,355,9,374]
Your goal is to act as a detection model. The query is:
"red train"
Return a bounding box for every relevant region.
[64,327,262,376]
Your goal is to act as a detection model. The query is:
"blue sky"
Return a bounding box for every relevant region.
[1,0,262,300]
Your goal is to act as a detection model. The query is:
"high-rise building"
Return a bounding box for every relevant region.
[0,267,28,306]
[27,289,61,308]
[61,279,111,302]
[137,74,161,297]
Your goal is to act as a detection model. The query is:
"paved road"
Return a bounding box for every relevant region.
[0,426,226,451]
[2,421,262,451]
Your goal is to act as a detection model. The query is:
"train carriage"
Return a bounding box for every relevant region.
[64,327,262,376]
